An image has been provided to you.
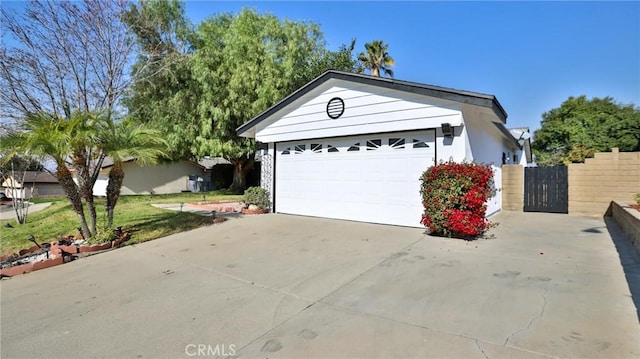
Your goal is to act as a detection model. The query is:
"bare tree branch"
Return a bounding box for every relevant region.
[0,0,136,122]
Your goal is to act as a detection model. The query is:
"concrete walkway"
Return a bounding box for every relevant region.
[0,202,52,221]
[1,211,639,358]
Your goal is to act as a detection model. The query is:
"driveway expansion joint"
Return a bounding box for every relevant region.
[504,291,548,347]
[475,339,490,359]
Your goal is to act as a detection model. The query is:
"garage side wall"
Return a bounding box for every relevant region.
[463,117,520,216]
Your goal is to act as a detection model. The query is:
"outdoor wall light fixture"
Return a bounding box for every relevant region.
[441,123,454,138]
[27,234,40,248]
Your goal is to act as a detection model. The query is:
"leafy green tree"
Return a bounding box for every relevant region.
[122,0,199,160]
[192,9,331,192]
[307,38,360,78]
[357,40,395,77]
[532,96,640,165]
[124,3,359,192]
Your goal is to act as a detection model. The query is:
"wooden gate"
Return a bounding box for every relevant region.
[524,166,568,213]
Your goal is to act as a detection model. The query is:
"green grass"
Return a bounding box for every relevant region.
[116,190,242,205]
[30,196,69,204]
[0,191,243,256]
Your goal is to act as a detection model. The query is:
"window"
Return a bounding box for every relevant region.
[412,139,429,148]
[327,145,339,153]
[513,154,518,163]
[311,143,322,153]
[281,147,291,155]
[347,142,360,151]
[389,138,405,149]
[294,144,306,154]
[366,139,381,151]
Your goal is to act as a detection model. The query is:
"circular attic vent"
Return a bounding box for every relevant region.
[326,97,345,119]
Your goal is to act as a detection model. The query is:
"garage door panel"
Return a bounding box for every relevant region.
[276,130,434,227]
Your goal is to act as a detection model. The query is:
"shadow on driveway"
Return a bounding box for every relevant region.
[604,216,640,322]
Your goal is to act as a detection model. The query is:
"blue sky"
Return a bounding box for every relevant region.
[2,1,638,134]
[183,1,639,132]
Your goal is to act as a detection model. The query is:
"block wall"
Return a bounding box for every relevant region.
[569,149,640,216]
[501,165,524,211]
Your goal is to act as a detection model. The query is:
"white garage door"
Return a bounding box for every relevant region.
[275,130,435,227]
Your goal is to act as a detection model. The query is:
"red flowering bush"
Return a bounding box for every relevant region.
[420,161,496,239]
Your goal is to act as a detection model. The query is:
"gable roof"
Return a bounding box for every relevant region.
[6,171,59,184]
[99,157,206,171]
[237,70,508,137]
[99,157,135,169]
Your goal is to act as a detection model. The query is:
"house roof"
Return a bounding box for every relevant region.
[198,157,231,169]
[99,157,207,171]
[99,157,135,169]
[237,70,508,136]
[12,171,59,183]
[508,127,533,163]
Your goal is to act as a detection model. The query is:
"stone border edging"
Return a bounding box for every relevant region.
[607,201,640,252]
[0,233,129,277]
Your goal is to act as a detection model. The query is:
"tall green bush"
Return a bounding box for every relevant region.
[420,161,496,239]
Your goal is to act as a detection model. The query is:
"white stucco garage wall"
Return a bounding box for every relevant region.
[462,113,521,216]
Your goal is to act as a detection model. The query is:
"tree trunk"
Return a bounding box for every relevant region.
[229,157,254,194]
[74,154,97,235]
[56,164,91,238]
[86,191,97,234]
[105,162,124,228]
[10,166,30,224]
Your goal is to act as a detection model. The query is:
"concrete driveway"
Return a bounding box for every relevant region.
[1,211,639,358]
[0,202,52,221]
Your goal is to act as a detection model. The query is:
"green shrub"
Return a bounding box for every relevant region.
[635,193,640,206]
[243,186,270,209]
[420,160,496,239]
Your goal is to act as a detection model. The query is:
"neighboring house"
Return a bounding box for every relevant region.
[237,70,532,228]
[2,171,64,199]
[92,158,210,196]
[508,127,533,166]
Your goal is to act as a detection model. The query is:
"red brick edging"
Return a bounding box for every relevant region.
[241,208,269,215]
[1,233,129,277]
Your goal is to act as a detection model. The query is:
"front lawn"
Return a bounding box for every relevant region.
[0,191,242,256]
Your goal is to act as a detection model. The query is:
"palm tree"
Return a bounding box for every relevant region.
[357,40,395,78]
[68,112,105,235]
[2,112,92,235]
[99,118,167,227]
